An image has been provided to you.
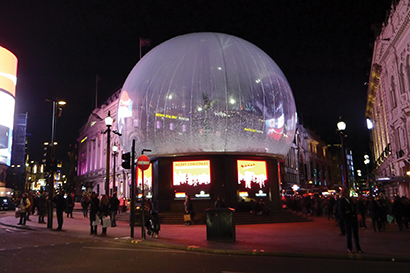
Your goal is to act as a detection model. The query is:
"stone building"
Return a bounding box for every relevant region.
[366,0,410,199]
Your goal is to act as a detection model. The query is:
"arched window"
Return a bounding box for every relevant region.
[390,75,398,109]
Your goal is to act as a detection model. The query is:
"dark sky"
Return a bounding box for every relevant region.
[0,0,391,170]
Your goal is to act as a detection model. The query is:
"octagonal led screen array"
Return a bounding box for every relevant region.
[118,32,297,157]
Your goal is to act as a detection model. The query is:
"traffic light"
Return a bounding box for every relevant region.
[122,152,131,169]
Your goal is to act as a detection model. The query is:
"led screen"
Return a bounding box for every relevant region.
[136,163,152,197]
[0,91,15,166]
[173,160,211,199]
[0,46,18,98]
[237,160,268,197]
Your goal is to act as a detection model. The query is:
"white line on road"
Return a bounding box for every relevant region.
[83,246,185,253]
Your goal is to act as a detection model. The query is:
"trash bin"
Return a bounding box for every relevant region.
[206,207,235,243]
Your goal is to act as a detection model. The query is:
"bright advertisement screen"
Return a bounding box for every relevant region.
[136,163,152,198]
[173,160,211,199]
[0,46,18,98]
[237,160,268,197]
[0,91,15,166]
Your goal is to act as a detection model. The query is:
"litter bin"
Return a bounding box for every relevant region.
[206,207,235,243]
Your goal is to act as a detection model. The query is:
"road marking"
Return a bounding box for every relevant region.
[83,246,184,253]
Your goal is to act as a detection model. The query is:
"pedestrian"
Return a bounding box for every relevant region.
[392,196,406,231]
[81,194,90,217]
[53,190,66,231]
[99,194,110,235]
[357,195,367,229]
[26,191,34,221]
[38,190,46,223]
[145,198,152,213]
[184,195,195,225]
[89,192,100,235]
[338,187,363,253]
[109,192,120,227]
[118,196,124,214]
[214,196,226,208]
[17,193,31,225]
[66,192,75,218]
[334,195,345,235]
[368,197,381,231]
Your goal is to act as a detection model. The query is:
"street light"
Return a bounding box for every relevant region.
[45,99,66,229]
[112,144,118,194]
[103,111,121,196]
[337,117,348,188]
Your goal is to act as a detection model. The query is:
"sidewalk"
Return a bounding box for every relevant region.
[1,210,410,262]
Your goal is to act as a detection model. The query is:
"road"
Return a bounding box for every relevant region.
[0,215,407,273]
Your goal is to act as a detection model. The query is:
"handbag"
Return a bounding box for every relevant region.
[102,216,111,228]
[15,208,21,218]
[92,215,100,226]
[184,214,191,222]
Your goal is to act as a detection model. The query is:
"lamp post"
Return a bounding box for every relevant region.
[364,154,370,192]
[112,144,118,194]
[46,99,66,229]
[103,111,121,196]
[337,117,348,188]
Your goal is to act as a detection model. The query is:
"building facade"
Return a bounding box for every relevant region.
[366,0,410,199]
[77,90,130,197]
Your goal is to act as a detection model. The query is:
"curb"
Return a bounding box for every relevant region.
[0,221,35,231]
[2,218,410,263]
[114,237,410,263]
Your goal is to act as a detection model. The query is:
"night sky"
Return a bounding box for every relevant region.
[0,0,392,171]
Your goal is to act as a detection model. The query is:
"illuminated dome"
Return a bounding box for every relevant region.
[118,32,297,156]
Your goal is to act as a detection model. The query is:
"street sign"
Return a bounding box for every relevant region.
[137,154,150,171]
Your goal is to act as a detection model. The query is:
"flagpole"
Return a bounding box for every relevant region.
[95,74,98,109]
[139,38,142,60]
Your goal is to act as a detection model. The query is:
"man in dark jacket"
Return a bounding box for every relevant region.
[53,190,66,231]
[109,193,120,227]
[339,187,363,253]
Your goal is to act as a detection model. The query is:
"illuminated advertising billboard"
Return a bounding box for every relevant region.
[0,46,18,97]
[237,160,268,198]
[173,160,211,199]
[0,46,17,166]
[0,92,15,166]
[136,163,152,198]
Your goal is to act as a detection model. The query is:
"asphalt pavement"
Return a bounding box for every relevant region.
[1,209,409,263]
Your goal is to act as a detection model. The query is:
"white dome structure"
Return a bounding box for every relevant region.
[118,32,297,157]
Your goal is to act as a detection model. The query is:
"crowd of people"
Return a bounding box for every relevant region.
[12,190,129,235]
[282,191,410,232]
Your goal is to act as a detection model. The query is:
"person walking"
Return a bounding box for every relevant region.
[109,192,120,227]
[26,191,34,221]
[89,192,100,235]
[38,190,46,223]
[81,194,90,218]
[334,195,345,235]
[66,192,75,218]
[17,193,31,225]
[53,190,66,231]
[99,194,110,235]
[357,195,367,229]
[392,196,406,231]
[214,196,226,208]
[339,187,363,253]
[184,195,195,225]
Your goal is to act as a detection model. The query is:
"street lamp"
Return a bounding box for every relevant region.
[337,117,348,188]
[46,99,66,229]
[103,111,121,196]
[112,144,118,194]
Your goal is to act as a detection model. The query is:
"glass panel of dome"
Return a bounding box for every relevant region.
[118,33,297,156]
